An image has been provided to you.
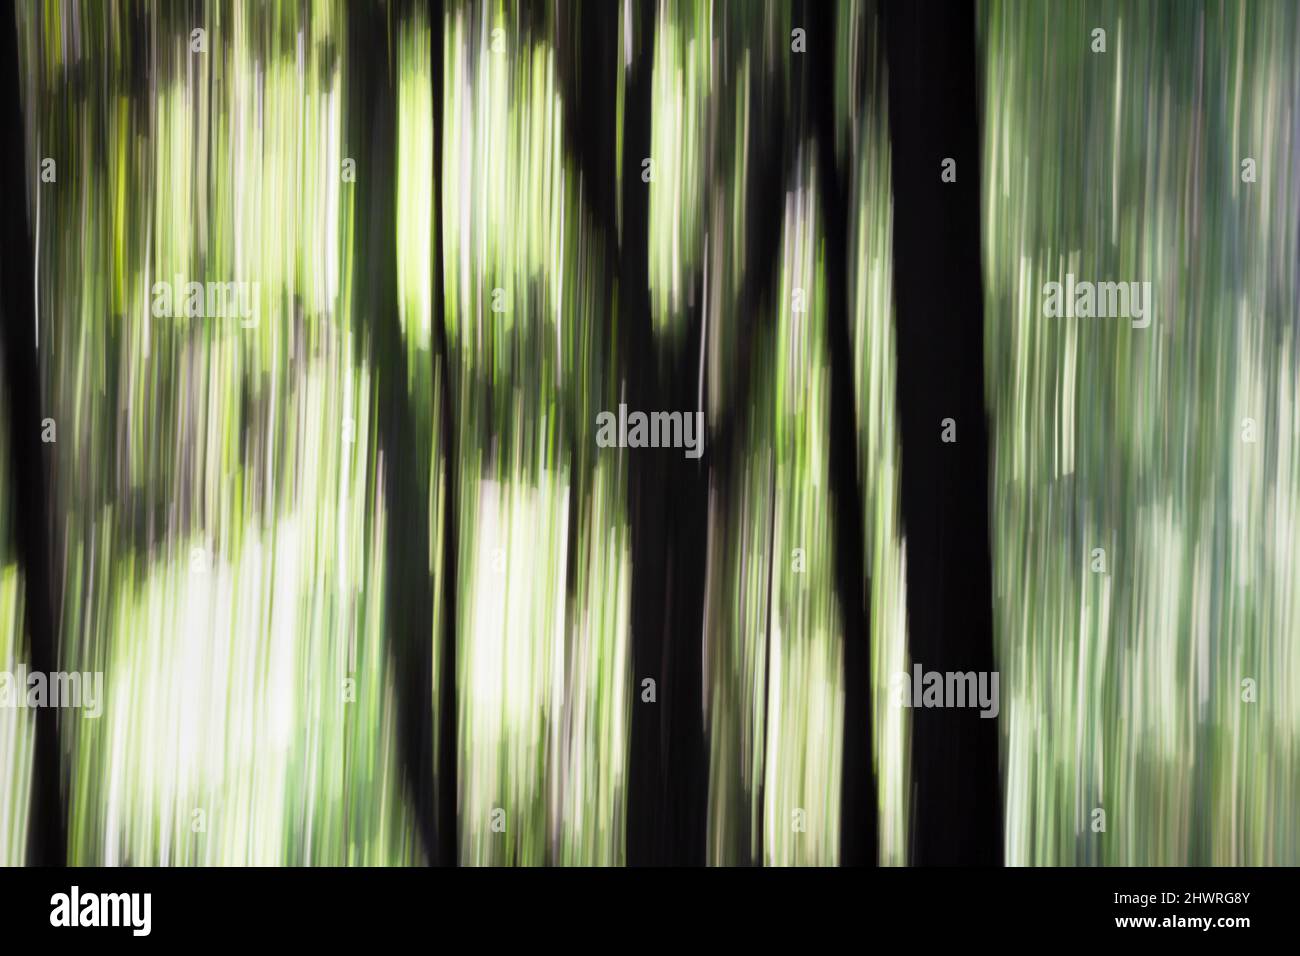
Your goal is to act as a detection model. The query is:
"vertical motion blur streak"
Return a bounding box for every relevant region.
[1,0,1296,869]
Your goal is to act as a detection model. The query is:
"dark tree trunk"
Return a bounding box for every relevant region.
[558,1,709,866]
[0,3,67,868]
[617,2,709,868]
[807,0,878,869]
[426,0,458,870]
[883,0,1003,865]
[347,0,439,866]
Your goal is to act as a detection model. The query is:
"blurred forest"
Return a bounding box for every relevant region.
[0,0,1295,866]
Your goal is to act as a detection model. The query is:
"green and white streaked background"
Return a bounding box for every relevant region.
[0,0,1295,866]
[982,0,1300,865]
